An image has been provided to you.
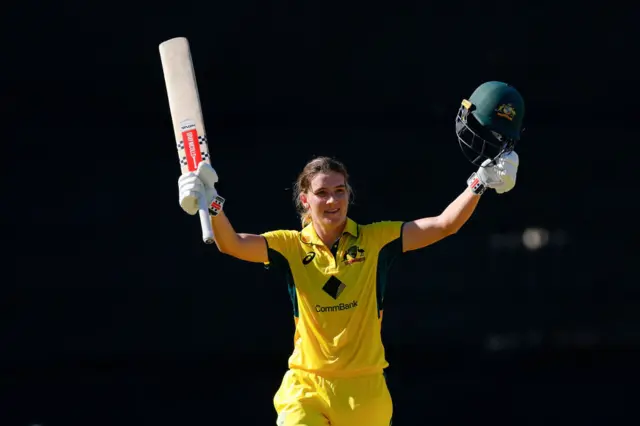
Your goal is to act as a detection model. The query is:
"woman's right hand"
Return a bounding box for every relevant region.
[178,161,221,215]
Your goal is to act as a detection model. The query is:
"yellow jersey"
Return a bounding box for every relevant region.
[262,218,404,378]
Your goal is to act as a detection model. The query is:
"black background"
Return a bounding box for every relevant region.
[2,1,637,425]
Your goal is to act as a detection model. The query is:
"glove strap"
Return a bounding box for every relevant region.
[467,173,486,195]
[209,195,226,216]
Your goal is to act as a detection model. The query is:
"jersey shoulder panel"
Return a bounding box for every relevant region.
[261,229,301,257]
[360,220,404,249]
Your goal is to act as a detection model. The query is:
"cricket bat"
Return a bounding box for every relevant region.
[158,37,215,244]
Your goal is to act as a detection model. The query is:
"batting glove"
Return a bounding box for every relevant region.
[467,151,519,195]
[178,162,226,216]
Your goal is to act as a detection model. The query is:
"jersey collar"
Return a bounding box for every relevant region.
[300,217,359,246]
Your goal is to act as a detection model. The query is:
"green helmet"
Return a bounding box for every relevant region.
[455,81,525,166]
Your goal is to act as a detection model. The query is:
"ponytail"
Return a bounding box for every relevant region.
[301,212,312,228]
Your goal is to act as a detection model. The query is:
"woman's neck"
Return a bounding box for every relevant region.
[313,221,346,248]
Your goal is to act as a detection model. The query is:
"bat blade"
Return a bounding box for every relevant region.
[159,37,215,244]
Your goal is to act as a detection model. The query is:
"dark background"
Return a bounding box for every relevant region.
[2,1,637,425]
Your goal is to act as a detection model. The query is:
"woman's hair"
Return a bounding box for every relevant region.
[293,156,353,228]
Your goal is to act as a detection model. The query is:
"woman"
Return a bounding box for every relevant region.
[176,83,522,426]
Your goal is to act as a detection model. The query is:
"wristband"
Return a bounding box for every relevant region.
[209,195,226,216]
[467,173,486,195]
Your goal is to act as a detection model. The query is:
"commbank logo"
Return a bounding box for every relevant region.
[315,300,358,313]
[323,276,346,299]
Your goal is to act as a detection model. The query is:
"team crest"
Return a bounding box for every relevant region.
[495,103,516,121]
[343,245,366,265]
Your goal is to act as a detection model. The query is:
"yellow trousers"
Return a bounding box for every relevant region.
[274,369,393,426]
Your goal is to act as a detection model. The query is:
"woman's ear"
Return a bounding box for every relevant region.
[300,193,308,209]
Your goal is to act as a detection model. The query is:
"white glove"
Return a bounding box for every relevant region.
[178,162,222,215]
[468,151,519,195]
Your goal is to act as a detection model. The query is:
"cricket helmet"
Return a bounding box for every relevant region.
[455,81,525,166]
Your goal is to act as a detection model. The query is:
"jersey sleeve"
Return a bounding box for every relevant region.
[367,221,405,251]
[366,221,405,309]
[260,229,299,265]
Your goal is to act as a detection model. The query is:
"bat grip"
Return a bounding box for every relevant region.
[198,196,215,244]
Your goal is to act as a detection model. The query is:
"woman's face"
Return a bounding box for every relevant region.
[300,171,349,229]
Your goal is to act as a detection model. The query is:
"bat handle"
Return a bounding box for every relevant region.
[198,196,215,244]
